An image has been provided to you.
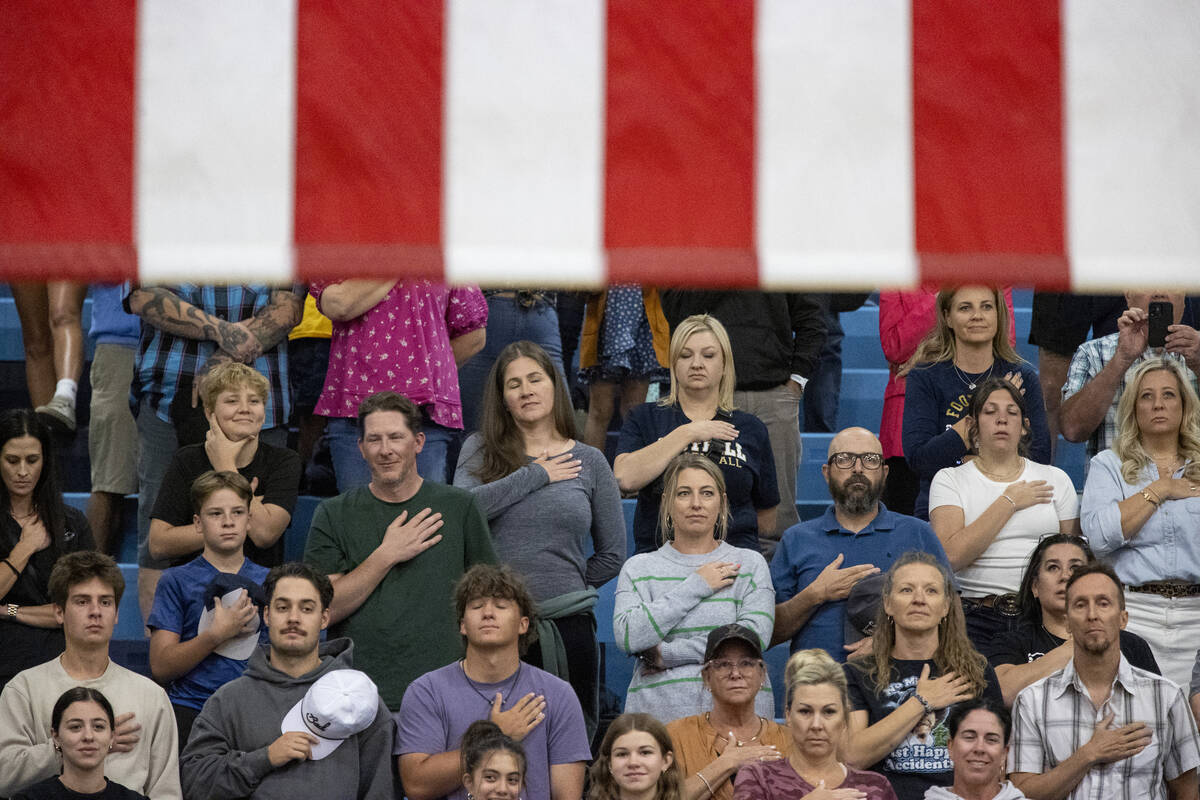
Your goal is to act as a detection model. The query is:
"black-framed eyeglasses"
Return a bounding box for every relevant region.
[828,452,883,470]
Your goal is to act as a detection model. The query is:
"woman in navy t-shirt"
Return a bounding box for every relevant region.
[900,286,1050,519]
[614,314,778,555]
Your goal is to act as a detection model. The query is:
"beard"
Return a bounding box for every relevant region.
[1080,633,1116,657]
[830,473,884,516]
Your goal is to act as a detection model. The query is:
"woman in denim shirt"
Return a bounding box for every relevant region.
[1081,357,1200,689]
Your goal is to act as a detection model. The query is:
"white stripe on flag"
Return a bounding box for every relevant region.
[1065,0,1200,290]
[756,0,916,288]
[443,0,605,286]
[136,0,296,283]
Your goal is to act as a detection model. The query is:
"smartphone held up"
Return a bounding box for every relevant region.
[1148,301,1173,349]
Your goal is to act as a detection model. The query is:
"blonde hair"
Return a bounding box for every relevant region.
[657,453,730,546]
[856,552,987,697]
[201,362,270,413]
[1113,358,1200,484]
[660,315,736,412]
[785,648,849,713]
[899,286,1022,377]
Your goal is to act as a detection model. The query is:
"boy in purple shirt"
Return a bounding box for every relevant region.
[396,565,590,800]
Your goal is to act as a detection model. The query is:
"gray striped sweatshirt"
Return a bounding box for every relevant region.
[613,540,776,723]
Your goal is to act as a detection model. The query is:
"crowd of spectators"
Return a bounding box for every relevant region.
[3,282,1200,800]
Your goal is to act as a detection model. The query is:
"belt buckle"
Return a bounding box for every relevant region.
[996,593,1020,617]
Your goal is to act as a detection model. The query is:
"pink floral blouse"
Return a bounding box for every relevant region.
[310,280,487,428]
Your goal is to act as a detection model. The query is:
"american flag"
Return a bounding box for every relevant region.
[1,0,1198,288]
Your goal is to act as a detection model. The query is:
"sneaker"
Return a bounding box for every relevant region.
[36,394,76,432]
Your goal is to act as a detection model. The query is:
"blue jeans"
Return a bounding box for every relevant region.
[457,295,563,433]
[803,308,843,433]
[327,414,456,491]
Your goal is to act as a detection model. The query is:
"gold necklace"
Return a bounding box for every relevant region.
[974,458,1024,482]
[708,713,764,747]
[1150,453,1181,474]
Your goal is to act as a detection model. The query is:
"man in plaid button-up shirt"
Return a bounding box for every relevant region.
[1009,564,1199,800]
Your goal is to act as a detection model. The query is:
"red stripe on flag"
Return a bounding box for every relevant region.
[0,0,135,281]
[912,0,1068,289]
[294,0,444,281]
[604,0,757,287]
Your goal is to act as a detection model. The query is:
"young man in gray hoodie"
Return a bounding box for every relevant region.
[180,563,394,799]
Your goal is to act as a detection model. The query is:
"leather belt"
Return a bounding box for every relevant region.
[1126,582,1200,598]
[961,593,1020,617]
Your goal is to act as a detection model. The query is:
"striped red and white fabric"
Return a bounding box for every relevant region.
[2,0,1198,289]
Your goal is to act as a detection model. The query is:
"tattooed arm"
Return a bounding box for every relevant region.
[127,287,260,362]
[192,287,302,408]
[242,287,304,355]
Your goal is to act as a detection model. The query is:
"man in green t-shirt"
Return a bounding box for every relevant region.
[304,392,496,710]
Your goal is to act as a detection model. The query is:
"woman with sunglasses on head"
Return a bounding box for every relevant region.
[843,553,1002,800]
[614,454,776,724]
[979,533,1159,706]
[1080,356,1200,689]
[927,377,1079,648]
[14,687,148,800]
[666,625,789,800]
[615,314,778,556]
[1,410,94,691]
[901,286,1050,521]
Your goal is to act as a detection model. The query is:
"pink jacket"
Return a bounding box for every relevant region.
[878,288,1015,460]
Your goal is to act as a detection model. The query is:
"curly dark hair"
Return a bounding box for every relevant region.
[455,564,538,654]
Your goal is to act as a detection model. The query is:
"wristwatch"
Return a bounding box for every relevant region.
[6,603,18,620]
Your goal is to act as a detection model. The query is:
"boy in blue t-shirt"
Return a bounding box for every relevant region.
[148,470,268,750]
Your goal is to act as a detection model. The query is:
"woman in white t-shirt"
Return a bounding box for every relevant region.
[928,377,1080,649]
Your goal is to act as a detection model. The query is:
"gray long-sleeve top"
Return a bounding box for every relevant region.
[454,434,626,600]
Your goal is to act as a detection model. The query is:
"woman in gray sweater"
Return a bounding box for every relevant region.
[614,453,775,724]
[454,340,626,738]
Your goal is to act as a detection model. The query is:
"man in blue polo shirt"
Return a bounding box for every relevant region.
[770,426,950,660]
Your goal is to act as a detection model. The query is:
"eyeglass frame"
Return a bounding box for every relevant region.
[827,452,884,470]
[704,657,764,676]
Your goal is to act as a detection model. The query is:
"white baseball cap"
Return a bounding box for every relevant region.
[280,669,379,760]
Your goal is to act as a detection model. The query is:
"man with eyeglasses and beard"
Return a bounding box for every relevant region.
[769,427,951,661]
